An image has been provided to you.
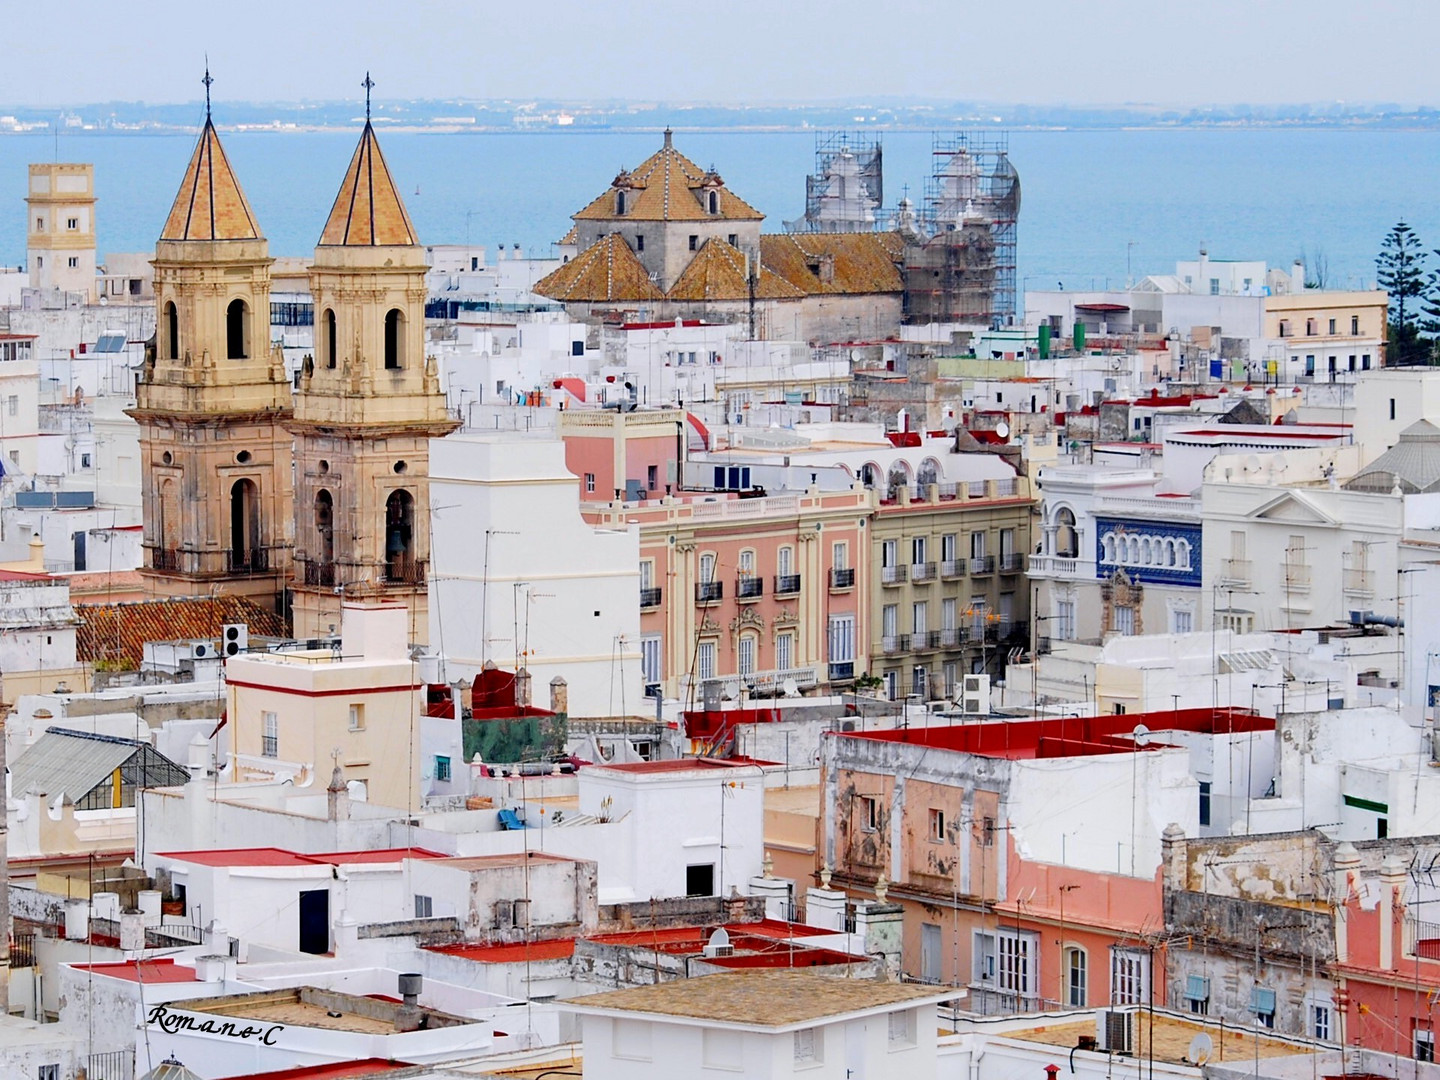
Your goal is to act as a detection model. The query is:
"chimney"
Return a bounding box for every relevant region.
[395,972,424,1032]
[549,676,568,715]
[515,667,532,709]
[327,763,350,822]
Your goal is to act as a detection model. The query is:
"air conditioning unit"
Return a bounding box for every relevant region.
[962,674,991,715]
[222,623,248,658]
[1096,1010,1134,1054]
[189,640,215,660]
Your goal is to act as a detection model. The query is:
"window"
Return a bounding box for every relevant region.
[165,301,179,360]
[1279,319,1290,337]
[1250,987,1276,1029]
[1066,947,1088,1007]
[859,795,879,832]
[35,217,44,232]
[67,216,78,230]
[974,928,1039,1001]
[635,234,644,252]
[688,234,699,251]
[1185,974,1211,1014]
[81,453,91,468]
[778,545,793,578]
[882,604,898,642]
[794,1027,820,1063]
[1199,781,1212,827]
[942,597,957,632]
[697,640,716,681]
[828,614,855,664]
[584,472,595,493]
[414,894,433,918]
[941,533,958,563]
[1055,600,1076,641]
[912,601,928,635]
[641,634,662,685]
[1306,318,1317,336]
[647,464,657,490]
[1352,315,1361,335]
[226,298,250,359]
[685,863,715,897]
[348,704,365,731]
[738,548,755,578]
[67,256,79,268]
[384,308,404,369]
[737,635,756,677]
[434,755,451,782]
[929,807,945,841]
[832,541,848,571]
[7,396,17,416]
[323,308,337,368]
[1391,398,1397,421]
[1112,604,1135,636]
[881,538,898,568]
[38,1067,59,1080]
[775,631,794,672]
[981,816,995,846]
[912,536,927,564]
[1329,318,1337,334]
[262,711,278,757]
[1312,1002,1331,1041]
[970,531,987,559]
[888,1009,914,1046]
[708,190,719,215]
[699,552,716,583]
[1111,947,1149,1005]
[1171,609,1193,634]
[1417,1027,1435,1062]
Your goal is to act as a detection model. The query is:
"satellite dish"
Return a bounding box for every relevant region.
[781,678,800,698]
[1187,1033,1214,1065]
[1132,723,1151,747]
[996,421,1011,440]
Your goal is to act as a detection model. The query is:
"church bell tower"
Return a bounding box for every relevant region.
[288,76,457,640]
[129,72,293,608]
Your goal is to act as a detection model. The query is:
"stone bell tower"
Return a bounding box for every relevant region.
[128,73,293,609]
[288,77,457,641]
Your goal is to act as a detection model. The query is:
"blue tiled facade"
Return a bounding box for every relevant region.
[1095,517,1202,587]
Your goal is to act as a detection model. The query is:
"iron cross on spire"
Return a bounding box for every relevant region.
[362,72,375,121]
[202,62,214,120]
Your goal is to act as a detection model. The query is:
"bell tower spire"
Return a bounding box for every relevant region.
[128,71,294,608]
[287,77,456,641]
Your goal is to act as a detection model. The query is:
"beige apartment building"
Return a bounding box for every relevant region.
[1264,291,1388,378]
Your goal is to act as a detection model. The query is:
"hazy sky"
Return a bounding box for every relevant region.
[7,0,1439,108]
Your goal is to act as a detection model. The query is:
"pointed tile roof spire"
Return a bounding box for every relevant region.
[318,79,418,247]
[158,70,262,243]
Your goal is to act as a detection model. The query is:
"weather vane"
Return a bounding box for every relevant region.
[362,72,375,121]
[202,61,214,120]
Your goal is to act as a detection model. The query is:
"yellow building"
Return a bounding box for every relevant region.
[288,112,457,641]
[26,163,96,299]
[1264,290,1388,377]
[128,108,294,609]
[226,602,426,811]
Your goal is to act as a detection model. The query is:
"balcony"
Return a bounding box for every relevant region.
[830,568,855,590]
[696,664,823,702]
[940,559,965,579]
[226,547,270,575]
[916,630,942,651]
[1000,553,1024,573]
[938,627,965,648]
[828,661,855,682]
[882,565,908,586]
[911,562,937,583]
[384,556,427,585]
[969,556,995,575]
[774,574,801,596]
[736,576,764,601]
[696,581,724,604]
[1028,554,1078,576]
[640,586,662,608]
[1217,559,1252,588]
[304,560,336,587]
[1343,568,1375,597]
[1282,565,1311,593]
[882,635,903,655]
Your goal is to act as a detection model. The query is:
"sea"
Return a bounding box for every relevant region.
[2,127,1437,304]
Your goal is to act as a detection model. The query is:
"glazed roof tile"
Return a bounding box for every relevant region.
[759,232,904,295]
[159,120,262,242]
[532,233,664,303]
[666,238,806,301]
[318,122,419,246]
[76,596,287,667]
[573,134,764,223]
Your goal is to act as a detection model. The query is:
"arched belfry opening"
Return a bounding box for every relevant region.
[384,489,415,582]
[384,308,404,369]
[229,478,260,571]
[226,298,250,359]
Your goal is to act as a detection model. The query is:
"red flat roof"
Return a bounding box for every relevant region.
[428,938,578,963]
[72,958,197,984]
[847,708,1270,760]
[596,758,765,775]
[155,847,443,868]
[234,1061,406,1080]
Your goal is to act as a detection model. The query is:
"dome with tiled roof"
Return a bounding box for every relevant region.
[572,129,764,224]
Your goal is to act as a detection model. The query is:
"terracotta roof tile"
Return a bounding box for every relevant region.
[666,238,805,301]
[559,224,579,245]
[532,234,663,303]
[573,135,764,224]
[159,120,262,242]
[759,232,904,296]
[76,596,287,667]
[318,122,419,247]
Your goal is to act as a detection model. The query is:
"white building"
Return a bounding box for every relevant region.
[428,434,643,717]
[563,969,953,1080]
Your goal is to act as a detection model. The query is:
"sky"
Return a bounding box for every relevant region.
[3,0,1439,108]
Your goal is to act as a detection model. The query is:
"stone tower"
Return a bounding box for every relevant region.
[128,96,294,609]
[288,99,457,641]
[26,163,97,299]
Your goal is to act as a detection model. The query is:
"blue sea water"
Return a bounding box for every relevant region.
[1,127,1436,302]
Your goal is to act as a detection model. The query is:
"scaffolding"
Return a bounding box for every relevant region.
[787,131,884,233]
[908,132,1021,327]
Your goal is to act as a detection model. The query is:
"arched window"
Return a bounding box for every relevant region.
[1101,533,1114,563]
[1141,538,1152,565]
[165,301,179,360]
[1055,508,1078,558]
[917,458,941,488]
[1127,536,1139,564]
[1164,539,1176,567]
[226,299,250,359]
[323,309,337,369]
[1177,540,1191,569]
[384,308,404,370]
[615,190,626,215]
[157,477,180,565]
[384,489,415,583]
[708,190,719,214]
[315,489,335,568]
[229,478,259,572]
[860,463,880,489]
